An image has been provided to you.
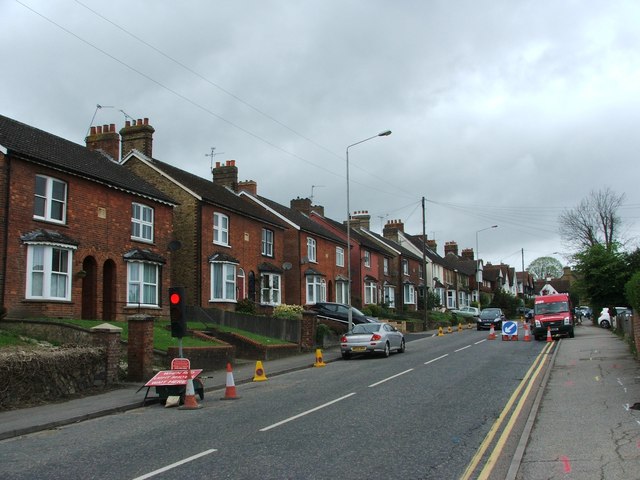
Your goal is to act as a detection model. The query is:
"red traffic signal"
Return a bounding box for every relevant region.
[168,286,186,338]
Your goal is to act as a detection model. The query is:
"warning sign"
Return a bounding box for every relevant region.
[144,369,203,387]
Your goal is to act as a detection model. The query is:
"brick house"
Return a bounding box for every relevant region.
[0,115,176,321]
[240,194,348,307]
[109,120,289,312]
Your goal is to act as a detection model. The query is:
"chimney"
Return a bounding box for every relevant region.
[238,180,257,196]
[349,210,371,230]
[120,118,154,159]
[85,123,119,161]
[290,197,312,215]
[444,241,459,256]
[461,248,475,261]
[383,219,404,241]
[426,239,437,252]
[212,160,239,191]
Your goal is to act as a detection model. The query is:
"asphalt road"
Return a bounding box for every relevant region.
[1,330,549,479]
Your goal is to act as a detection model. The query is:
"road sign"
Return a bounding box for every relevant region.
[502,320,518,337]
[144,369,203,387]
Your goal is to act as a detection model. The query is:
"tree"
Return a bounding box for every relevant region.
[559,188,624,253]
[527,256,563,280]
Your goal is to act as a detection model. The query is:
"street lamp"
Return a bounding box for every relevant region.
[475,225,498,311]
[346,130,392,332]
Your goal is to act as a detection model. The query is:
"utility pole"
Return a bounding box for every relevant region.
[422,196,428,330]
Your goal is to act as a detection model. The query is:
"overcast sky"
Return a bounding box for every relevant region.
[3,0,640,269]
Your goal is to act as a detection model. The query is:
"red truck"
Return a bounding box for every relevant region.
[533,293,575,340]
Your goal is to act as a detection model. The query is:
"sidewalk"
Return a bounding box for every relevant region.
[0,347,344,441]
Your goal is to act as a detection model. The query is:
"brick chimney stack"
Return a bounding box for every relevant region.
[290,197,312,215]
[85,124,119,161]
[349,210,371,230]
[461,248,475,260]
[426,239,437,252]
[383,219,404,242]
[212,160,239,191]
[120,118,154,159]
[444,241,459,256]
[238,180,257,196]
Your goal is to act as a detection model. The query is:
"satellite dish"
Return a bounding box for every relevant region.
[167,240,182,251]
[282,262,292,271]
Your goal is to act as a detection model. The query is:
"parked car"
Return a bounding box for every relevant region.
[340,322,405,359]
[477,308,505,331]
[598,307,612,329]
[308,302,378,326]
[450,306,480,319]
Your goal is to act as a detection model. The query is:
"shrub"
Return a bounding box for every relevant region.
[236,298,257,314]
[273,304,303,320]
[624,271,640,312]
[315,323,332,346]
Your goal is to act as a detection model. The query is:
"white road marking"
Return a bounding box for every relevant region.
[424,354,449,365]
[368,369,414,388]
[259,393,356,432]
[455,345,472,352]
[132,449,217,480]
[474,339,487,345]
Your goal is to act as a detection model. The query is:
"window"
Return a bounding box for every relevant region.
[363,250,371,268]
[403,283,415,304]
[383,258,389,276]
[34,175,67,223]
[336,280,348,304]
[447,290,456,308]
[127,262,159,306]
[211,261,236,301]
[306,275,325,304]
[26,245,73,300]
[384,285,395,308]
[336,247,344,267]
[418,264,423,280]
[364,280,377,304]
[307,237,317,263]
[131,203,154,242]
[261,229,274,257]
[260,273,281,305]
[402,259,409,276]
[213,213,229,246]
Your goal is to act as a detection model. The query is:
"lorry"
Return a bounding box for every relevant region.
[532,293,575,340]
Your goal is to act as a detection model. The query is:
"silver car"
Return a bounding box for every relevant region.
[340,322,405,359]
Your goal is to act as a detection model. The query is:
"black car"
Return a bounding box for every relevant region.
[477,308,506,331]
[308,302,378,326]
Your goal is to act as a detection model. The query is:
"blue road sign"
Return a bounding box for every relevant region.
[502,320,518,336]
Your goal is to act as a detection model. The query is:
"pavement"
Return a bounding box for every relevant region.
[1,324,639,479]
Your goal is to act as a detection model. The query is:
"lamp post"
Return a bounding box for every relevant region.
[475,225,498,311]
[346,130,392,332]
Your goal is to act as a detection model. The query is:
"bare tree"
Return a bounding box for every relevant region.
[559,188,624,252]
[527,256,563,280]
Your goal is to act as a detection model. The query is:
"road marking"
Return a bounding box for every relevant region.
[368,368,414,388]
[474,339,487,345]
[424,354,449,365]
[132,449,217,480]
[259,393,356,432]
[455,345,471,352]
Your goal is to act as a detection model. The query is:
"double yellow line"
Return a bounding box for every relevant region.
[460,341,555,480]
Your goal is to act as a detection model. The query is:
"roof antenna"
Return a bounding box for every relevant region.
[119,109,135,122]
[85,104,114,139]
[310,185,324,201]
[206,147,225,173]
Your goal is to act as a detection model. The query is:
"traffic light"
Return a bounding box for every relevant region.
[169,286,187,338]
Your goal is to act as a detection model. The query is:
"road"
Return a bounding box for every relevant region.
[1,328,551,479]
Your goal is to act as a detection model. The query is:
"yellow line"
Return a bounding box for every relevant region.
[459,342,553,480]
[477,344,551,479]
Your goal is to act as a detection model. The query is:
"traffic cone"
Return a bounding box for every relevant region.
[253,360,268,381]
[179,369,202,410]
[488,323,496,340]
[523,323,531,342]
[220,363,239,400]
[438,326,444,336]
[447,325,453,334]
[546,326,553,342]
[314,348,326,367]
[458,323,463,332]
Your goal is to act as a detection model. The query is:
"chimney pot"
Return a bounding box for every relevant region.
[125,120,131,127]
[90,126,96,135]
[110,123,115,132]
[143,118,149,125]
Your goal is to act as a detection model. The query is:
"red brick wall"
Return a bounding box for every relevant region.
[3,159,173,320]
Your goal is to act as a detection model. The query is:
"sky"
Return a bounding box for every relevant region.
[3,0,640,271]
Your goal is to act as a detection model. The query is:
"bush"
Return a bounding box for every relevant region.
[625,271,640,312]
[236,298,257,314]
[315,323,332,346]
[273,304,303,320]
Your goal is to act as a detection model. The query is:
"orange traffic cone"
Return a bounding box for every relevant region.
[488,323,496,340]
[253,360,268,381]
[546,326,552,342]
[221,363,239,400]
[314,349,326,367]
[179,369,202,410]
[523,323,531,342]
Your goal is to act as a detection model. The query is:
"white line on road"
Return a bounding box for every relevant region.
[474,339,487,345]
[455,345,472,352]
[424,354,449,365]
[132,449,217,480]
[259,393,356,432]
[368,369,414,388]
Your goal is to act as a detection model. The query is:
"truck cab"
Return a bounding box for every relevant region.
[533,293,575,340]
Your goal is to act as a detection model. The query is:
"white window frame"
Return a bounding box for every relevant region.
[336,280,348,304]
[131,202,154,243]
[383,258,389,276]
[404,283,416,304]
[363,250,371,268]
[306,275,325,304]
[307,237,317,263]
[402,259,409,276]
[25,244,74,300]
[210,261,237,301]
[261,228,274,257]
[34,175,67,224]
[213,212,230,246]
[364,280,377,304]
[127,261,159,307]
[384,285,395,308]
[447,290,456,308]
[260,272,281,306]
[336,247,344,267]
